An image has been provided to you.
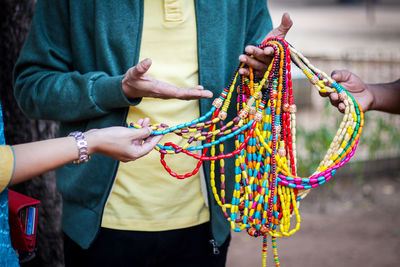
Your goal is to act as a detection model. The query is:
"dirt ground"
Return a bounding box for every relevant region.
[226,169,400,267]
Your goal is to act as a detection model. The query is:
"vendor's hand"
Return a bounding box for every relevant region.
[86,118,163,162]
[239,13,293,77]
[321,70,374,113]
[122,58,213,100]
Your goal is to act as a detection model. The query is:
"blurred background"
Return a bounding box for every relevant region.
[228,0,400,266]
[1,0,399,266]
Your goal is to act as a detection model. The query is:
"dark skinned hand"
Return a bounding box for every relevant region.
[238,13,293,78]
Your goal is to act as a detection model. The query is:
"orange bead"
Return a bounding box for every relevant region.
[260,225,268,234]
[247,227,257,237]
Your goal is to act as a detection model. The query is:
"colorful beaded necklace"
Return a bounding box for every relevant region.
[129,37,364,267]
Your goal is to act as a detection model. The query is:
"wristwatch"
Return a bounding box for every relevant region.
[68,131,90,164]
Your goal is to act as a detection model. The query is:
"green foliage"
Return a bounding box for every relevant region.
[296,125,334,176]
[295,105,400,177]
[360,112,400,159]
[296,100,338,176]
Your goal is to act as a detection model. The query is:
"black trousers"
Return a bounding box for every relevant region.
[64,223,230,267]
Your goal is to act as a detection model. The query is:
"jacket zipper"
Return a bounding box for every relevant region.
[209,239,220,255]
[194,1,221,255]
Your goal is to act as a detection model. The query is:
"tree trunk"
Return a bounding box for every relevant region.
[1,1,63,266]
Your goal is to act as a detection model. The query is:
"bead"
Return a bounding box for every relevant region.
[218,111,227,120]
[125,37,364,267]
[247,227,257,237]
[240,186,245,194]
[289,104,297,114]
[254,112,263,122]
[282,103,290,113]
[238,109,248,119]
[275,125,281,134]
[260,225,268,235]
[278,147,286,158]
[317,80,325,88]
[232,117,240,124]
[310,76,319,85]
[339,91,348,101]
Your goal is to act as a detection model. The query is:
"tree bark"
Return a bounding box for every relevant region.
[1,1,63,266]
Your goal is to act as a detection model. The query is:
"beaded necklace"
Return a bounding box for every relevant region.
[129,37,364,267]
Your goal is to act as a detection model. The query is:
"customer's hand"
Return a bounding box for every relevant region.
[86,118,163,162]
[122,58,213,100]
[322,70,374,113]
[239,13,293,77]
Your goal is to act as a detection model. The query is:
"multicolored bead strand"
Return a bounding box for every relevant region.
[129,36,364,267]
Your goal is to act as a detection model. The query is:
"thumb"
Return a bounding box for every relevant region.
[131,127,152,140]
[266,12,293,39]
[331,70,348,83]
[130,58,152,78]
[140,135,163,153]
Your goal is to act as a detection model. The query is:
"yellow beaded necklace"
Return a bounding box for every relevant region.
[130,37,364,267]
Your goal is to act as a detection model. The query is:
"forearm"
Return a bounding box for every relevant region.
[369,79,400,114]
[14,68,131,121]
[13,0,138,122]
[9,134,101,185]
[10,137,76,185]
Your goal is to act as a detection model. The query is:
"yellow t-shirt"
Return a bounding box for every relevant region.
[0,146,14,193]
[102,0,210,231]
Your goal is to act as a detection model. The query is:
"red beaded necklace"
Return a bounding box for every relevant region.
[130,37,364,267]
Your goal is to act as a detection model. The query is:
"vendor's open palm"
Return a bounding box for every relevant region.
[122,58,213,100]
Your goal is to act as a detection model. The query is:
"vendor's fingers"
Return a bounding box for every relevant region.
[239,55,267,73]
[329,92,339,105]
[319,91,330,98]
[263,47,275,56]
[337,102,346,113]
[329,92,341,108]
[238,67,250,76]
[320,91,345,113]
[245,45,269,63]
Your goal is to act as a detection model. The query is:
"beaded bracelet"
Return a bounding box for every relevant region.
[68,131,90,164]
[129,37,364,267]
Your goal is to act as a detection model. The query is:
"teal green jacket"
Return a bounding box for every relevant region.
[14,0,272,249]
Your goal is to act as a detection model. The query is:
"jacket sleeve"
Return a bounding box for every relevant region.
[13,0,139,122]
[245,0,273,46]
